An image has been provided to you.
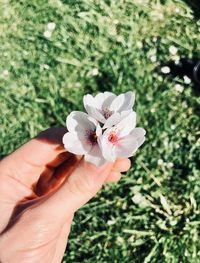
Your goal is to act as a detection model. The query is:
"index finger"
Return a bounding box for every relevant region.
[0,127,75,187]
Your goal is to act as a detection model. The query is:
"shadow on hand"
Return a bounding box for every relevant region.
[0,127,81,236]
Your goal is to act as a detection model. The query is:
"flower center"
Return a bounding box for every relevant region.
[108,131,118,144]
[86,130,97,145]
[102,107,113,119]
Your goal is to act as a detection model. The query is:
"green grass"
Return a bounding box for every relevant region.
[1,0,200,262]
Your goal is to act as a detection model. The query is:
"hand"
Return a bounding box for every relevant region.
[0,127,131,263]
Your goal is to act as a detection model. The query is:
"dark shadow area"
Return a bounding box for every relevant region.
[182,0,200,18]
[36,127,68,147]
[96,71,116,92]
[0,127,81,236]
[0,196,44,236]
[33,153,78,196]
[158,58,200,96]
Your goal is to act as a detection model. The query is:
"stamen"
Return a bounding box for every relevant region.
[102,107,113,119]
[86,130,97,145]
[108,131,118,144]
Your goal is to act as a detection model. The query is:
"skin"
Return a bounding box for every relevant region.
[0,127,131,263]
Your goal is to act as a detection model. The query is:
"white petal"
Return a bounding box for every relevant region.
[83,92,115,111]
[109,94,124,112]
[130,127,146,138]
[103,110,132,129]
[101,92,116,108]
[95,92,116,109]
[136,136,145,148]
[96,123,102,136]
[83,92,116,123]
[62,132,91,155]
[120,110,133,118]
[110,91,135,112]
[84,145,107,167]
[66,111,97,136]
[115,135,138,158]
[98,131,117,161]
[129,128,146,148]
[116,111,137,137]
[87,106,106,123]
[103,112,121,129]
[120,91,135,111]
[83,95,106,123]
[83,94,96,109]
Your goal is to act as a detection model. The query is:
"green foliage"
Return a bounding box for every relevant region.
[0,0,200,262]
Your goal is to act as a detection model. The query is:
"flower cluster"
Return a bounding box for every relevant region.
[62,91,146,166]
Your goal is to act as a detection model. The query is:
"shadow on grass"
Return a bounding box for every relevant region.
[182,0,200,18]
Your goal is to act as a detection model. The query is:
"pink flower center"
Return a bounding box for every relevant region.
[102,107,113,119]
[86,130,97,145]
[108,131,118,144]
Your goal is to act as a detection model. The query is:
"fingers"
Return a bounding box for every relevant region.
[1,157,131,235]
[34,160,115,223]
[35,157,130,195]
[105,158,131,183]
[34,154,130,195]
[113,158,131,172]
[33,158,131,223]
[106,171,122,183]
[34,155,82,196]
[0,127,69,187]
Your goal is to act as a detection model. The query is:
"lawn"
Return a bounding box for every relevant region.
[0,0,200,262]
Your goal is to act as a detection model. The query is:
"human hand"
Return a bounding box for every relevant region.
[0,127,131,263]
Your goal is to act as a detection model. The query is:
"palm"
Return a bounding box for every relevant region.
[0,128,130,263]
[0,129,77,262]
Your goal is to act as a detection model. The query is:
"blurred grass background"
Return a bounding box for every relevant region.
[0,0,200,262]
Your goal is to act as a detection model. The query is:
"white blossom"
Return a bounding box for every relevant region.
[175,84,184,93]
[63,111,106,166]
[161,66,170,74]
[63,91,146,166]
[168,162,174,168]
[83,91,135,128]
[98,112,146,161]
[75,82,81,88]
[169,45,178,55]
[113,19,119,25]
[150,55,157,62]
[174,59,180,65]
[47,22,56,31]
[136,41,143,49]
[2,69,9,77]
[158,159,164,166]
[132,193,150,208]
[41,64,50,70]
[107,219,116,225]
[152,36,157,42]
[183,75,191,84]
[132,193,144,204]
[91,68,99,76]
[44,30,52,38]
[150,108,156,113]
[116,36,124,43]
[23,50,28,56]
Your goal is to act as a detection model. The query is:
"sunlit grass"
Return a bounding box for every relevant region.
[0,0,200,262]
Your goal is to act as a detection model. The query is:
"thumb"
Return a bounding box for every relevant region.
[35,159,114,222]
